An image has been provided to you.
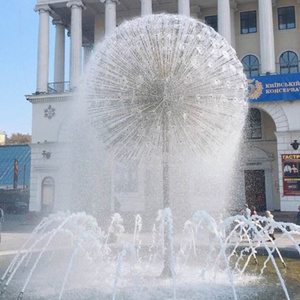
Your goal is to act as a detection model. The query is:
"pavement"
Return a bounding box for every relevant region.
[0,214,39,257]
[1,213,300,259]
[0,213,299,300]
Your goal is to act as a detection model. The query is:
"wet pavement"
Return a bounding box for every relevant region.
[0,213,299,300]
[1,213,300,259]
[0,214,39,256]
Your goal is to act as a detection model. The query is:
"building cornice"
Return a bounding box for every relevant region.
[26,93,74,104]
[33,165,59,172]
[275,130,300,137]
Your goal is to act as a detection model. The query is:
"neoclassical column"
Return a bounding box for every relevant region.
[53,19,65,90]
[34,4,52,94]
[140,0,152,16]
[190,5,201,19]
[83,43,93,66]
[100,0,120,36]
[230,1,237,48]
[217,0,231,44]
[178,0,190,17]
[258,0,276,74]
[67,0,85,89]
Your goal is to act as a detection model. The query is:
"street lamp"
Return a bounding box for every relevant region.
[291,140,300,150]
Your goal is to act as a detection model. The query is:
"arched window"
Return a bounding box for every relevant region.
[279,51,298,74]
[242,55,259,77]
[246,108,262,139]
[41,177,55,212]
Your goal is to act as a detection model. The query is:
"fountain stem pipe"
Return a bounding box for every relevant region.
[161,111,173,278]
[163,112,170,209]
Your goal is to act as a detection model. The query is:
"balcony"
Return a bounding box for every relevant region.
[47,82,70,94]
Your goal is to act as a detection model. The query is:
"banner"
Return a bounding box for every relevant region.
[248,73,300,103]
[282,154,300,196]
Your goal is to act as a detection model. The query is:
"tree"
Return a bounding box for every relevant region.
[6,133,31,145]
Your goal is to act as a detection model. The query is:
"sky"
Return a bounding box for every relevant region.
[0,0,58,137]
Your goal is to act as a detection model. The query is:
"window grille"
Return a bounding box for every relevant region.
[279,51,298,74]
[242,55,259,77]
[240,11,257,34]
[205,15,218,32]
[278,6,295,30]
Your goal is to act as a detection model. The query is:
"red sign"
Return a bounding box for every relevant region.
[13,159,19,190]
[282,154,300,196]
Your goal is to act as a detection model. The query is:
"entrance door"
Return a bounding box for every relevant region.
[244,170,266,212]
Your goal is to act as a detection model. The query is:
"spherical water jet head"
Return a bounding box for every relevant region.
[84,14,248,161]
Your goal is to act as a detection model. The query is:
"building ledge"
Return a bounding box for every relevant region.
[26,92,75,103]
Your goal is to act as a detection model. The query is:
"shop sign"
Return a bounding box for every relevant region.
[248,73,300,103]
[282,154,300,196]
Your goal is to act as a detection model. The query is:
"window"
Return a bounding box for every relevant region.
[242,55,259,77]
[279,51,298,74]
[246,108,262,139]
[240,11,257,34]
[278,6,295,30]
[205,15,218,32]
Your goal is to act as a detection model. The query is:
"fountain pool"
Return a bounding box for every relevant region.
[1,211,300,299]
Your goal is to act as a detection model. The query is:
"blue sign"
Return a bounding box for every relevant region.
[248,73,300,103]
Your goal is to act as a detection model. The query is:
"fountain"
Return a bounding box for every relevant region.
[1,211,300,299]
[1,14,300,300]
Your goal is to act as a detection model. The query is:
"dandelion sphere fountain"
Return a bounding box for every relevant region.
[86,14,247,161]
[78,13,249,227]
[1,14,300,300]
[84,12,248,279]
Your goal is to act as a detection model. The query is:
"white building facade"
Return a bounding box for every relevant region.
[26,0,300,214]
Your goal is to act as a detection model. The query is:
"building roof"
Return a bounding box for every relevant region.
[0,145,31,187]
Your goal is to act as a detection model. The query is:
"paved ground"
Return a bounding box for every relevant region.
[1,213,300,259]
[0,214,39,256]
[0,213,299,300]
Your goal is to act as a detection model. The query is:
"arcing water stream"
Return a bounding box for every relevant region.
[1,211,300,299]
